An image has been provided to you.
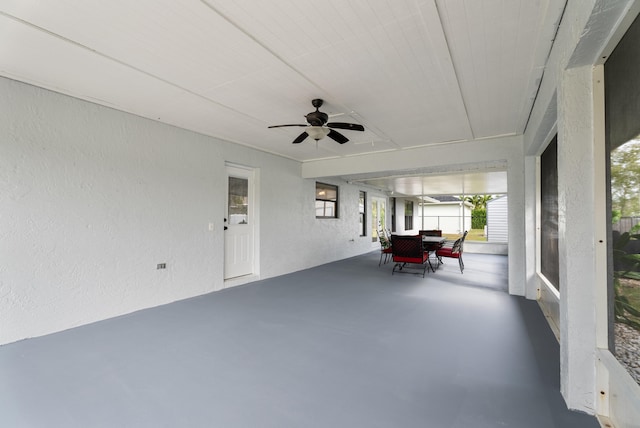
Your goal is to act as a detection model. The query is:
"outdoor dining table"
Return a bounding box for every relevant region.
[421,236,446,271]
[421,236,446,245]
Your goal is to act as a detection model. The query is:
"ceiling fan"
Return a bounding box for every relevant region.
[268,99,364,144]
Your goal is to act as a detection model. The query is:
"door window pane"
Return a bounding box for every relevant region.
[372,200,378,242]
[371,199,386,242]
[228,176,249,225]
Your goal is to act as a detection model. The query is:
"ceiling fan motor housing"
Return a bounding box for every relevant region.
[305,111,328,126]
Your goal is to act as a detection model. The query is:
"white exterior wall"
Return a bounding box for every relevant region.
[0,77,385,345]
[486,196,508,242]
[418,202,472,234]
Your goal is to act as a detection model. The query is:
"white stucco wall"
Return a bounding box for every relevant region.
[0,77,384,345]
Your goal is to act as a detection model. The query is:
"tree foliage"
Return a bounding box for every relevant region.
[463,194,494,211]
[613,232,640,331]
[611,139,640,217]
[472,208,486,229]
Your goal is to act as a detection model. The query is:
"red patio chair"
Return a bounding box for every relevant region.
[391,235,429,278]
[436,230,468,273]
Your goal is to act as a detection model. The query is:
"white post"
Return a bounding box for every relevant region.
[557,64,598,413]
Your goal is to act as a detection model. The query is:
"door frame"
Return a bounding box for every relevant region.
[224,162,260,286]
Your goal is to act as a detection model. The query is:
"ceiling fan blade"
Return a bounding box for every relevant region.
[268,124,306,128]
[326,122,365,132]
[327,129,349,144]
[292,132,309,144]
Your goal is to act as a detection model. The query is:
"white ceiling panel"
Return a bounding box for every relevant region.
[354,170,508,197]
[1,0,567,191]
[436,0,564,138]
[0,0,280,92]
[0,13,190,116]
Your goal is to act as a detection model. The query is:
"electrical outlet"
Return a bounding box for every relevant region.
[157,263,166,270]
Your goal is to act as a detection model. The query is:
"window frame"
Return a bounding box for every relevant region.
[404,200,414,230]
[359,191,367,236]
[315,182,339,219]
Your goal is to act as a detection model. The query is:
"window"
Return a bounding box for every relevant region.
[390,197,396,233]
[228,176,249,225]
[540,136,559,290]
[316,182,338,218]
[359,191,366,236]
[605,14,640,386]
[404,200,413,230]
[608,137,640,385]
[371,198,386,242]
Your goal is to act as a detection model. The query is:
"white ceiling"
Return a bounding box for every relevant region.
[355,169,508,197]
[0,0,565,196]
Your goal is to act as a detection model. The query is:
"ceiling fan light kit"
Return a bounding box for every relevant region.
[268,99,364,144]
[306,126,330,141]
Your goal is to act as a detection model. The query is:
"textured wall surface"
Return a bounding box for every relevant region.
[0,77,384,345]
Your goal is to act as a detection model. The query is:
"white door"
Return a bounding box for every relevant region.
[224,166,254,280]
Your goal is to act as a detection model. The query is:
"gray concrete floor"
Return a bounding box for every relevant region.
[0,252,600,427]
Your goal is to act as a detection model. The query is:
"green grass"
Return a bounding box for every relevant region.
[443,228,487,242]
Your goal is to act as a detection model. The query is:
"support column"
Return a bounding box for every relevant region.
[507,146,526,296]
[524,155,539,300]
[557,64,598,412]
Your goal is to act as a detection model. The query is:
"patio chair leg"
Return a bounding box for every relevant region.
[459,256,464,273]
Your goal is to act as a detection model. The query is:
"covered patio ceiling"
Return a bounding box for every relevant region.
[341,160,508,197]
[1,1,559,196]
[0,0,564,165]
[352,170,508,198]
